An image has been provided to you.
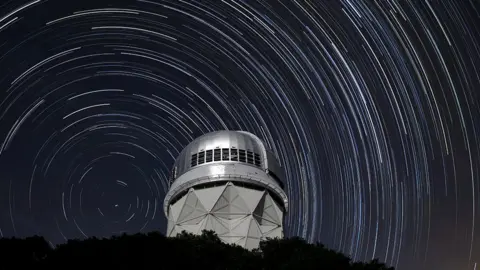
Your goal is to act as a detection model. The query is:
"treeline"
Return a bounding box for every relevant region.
[0,230,393,269]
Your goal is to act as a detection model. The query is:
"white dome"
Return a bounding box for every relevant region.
[171,130,284,187]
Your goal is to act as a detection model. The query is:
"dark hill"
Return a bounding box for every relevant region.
[0,230,393,269]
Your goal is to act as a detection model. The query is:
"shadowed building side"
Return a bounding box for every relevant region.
[163,130,288,250]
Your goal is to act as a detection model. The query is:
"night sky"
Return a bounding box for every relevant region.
[0,0,479,269]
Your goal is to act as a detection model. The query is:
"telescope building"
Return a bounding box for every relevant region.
[163,130,288,250]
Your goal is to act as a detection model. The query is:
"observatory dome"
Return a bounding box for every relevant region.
[172,130,284,182]
[163,130,288,249]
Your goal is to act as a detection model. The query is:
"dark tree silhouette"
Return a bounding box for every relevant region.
[0,235,52,266]
[351,259,394,270]
[259,237,353,269]
[0,231,393,269]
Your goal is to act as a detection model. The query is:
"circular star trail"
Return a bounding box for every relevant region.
[0,1,479,269]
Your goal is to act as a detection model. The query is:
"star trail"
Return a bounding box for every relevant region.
[0,0,479,269]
